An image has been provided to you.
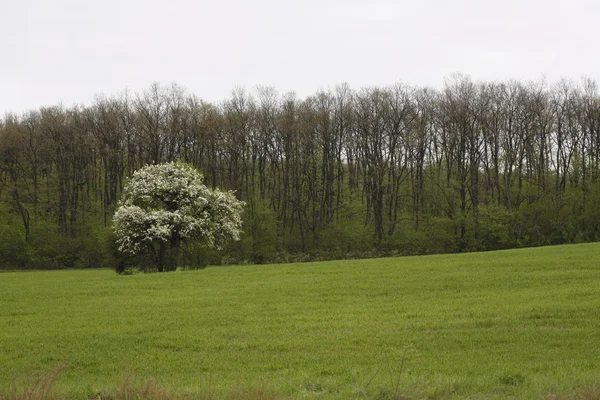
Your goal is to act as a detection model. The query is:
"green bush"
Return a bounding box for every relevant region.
[26,222,110,269]
[422,216,458,254]
[476,205,514,251]
[0,223,32,269]
[391,228,431,256]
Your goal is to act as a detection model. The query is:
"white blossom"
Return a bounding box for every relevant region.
[113,162,244,257]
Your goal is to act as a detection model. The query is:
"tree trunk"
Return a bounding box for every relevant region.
[157,241,166,272]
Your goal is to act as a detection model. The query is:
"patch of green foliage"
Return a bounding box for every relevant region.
[1,243,600,399]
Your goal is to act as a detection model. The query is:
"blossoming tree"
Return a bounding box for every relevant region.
[113,162,244,272]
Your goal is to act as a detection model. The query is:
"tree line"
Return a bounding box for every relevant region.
[1,75,600,269]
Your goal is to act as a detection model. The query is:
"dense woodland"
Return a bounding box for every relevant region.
[2,76,600,270]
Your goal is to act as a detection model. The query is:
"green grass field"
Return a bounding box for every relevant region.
[2,243,600,399]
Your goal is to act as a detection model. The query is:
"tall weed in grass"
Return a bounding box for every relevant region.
[99,370,176,400]
[1,363,66,400]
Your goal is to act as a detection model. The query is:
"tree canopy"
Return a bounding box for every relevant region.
[113,162,244,272]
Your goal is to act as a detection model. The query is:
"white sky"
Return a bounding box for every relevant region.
[1,0,598,114]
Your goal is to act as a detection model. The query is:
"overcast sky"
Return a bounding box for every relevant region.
[1,0,598,114]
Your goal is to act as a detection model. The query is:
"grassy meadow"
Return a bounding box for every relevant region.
[1,243,600,399]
